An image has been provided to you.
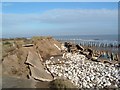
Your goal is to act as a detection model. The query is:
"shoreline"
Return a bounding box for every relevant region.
[1,36,120,88]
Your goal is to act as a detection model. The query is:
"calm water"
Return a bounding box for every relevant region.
[54,35,119,44]
[53,35,119,52]
[54,35,118,41]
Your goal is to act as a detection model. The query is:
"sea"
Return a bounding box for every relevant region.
[53,34,119,53]
[54,35,118,41]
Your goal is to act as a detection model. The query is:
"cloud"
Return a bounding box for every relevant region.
[2,3,13,7]
[2,8,118,36]
[39,9,117,23]
[3,9,117,24]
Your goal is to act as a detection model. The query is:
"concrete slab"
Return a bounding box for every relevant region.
[26,51,43,68]
[26,51,53,81]
[30,66,53,81]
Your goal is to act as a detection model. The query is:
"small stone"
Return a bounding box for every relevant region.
[90,76,94,81]
[50,56,54,59]
[85,76,90,82]
[89,83,93,87]
[82,82,87,87]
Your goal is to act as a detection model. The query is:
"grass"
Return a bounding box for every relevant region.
[32,36,52,40]
[3,41,12,47]
[2,41,16,58]
[49,79,78,90]
[2,46,16,58]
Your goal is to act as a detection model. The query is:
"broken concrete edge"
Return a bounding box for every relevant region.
[24,51,54,82]
[30,66,53,81]
[2,37,63,84]
[25,62,54,82]
[54,43,61,51]
[22,44,34,47]
[31,76,53,82]
[25,51,41,67]
[28,67,53,82]
[62,42,119,64]
[35,48,44,62]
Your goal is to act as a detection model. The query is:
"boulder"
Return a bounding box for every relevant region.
[91,56,98,61]
[76,44,84,51]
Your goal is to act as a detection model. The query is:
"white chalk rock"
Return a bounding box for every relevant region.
[58,73,62,77]
[89,83,93,87]
[82,82,87,87]
[85,76,90,82]
[90,76,94,81]
[50,56,54,59]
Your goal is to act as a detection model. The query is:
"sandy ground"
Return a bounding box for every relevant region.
[35,81,50,88]
[0,64,2,89]
[0,42,2,89]
[2,76,36,88]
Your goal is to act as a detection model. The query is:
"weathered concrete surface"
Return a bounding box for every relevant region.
[26,51,53,81]
[26,51,43,68]
[29,66,53,81]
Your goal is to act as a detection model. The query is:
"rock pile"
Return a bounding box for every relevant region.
[61,42,119,64]
[45,53,120,88]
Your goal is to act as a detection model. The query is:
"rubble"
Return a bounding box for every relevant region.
[44,42,120,88]
[45,53,120,88]
[2,38,119,88]
[62,42,119,64]
[2,36,62,80]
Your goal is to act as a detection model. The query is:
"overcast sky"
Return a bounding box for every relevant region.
[2,2,118,38]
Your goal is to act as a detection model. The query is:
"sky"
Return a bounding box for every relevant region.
[1,2,118,38]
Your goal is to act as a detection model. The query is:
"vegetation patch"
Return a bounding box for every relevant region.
[32,36,52,40]
[3,41,12,46]
[49,79,78,90]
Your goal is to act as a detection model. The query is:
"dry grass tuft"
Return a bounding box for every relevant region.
[49,79,78,90]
